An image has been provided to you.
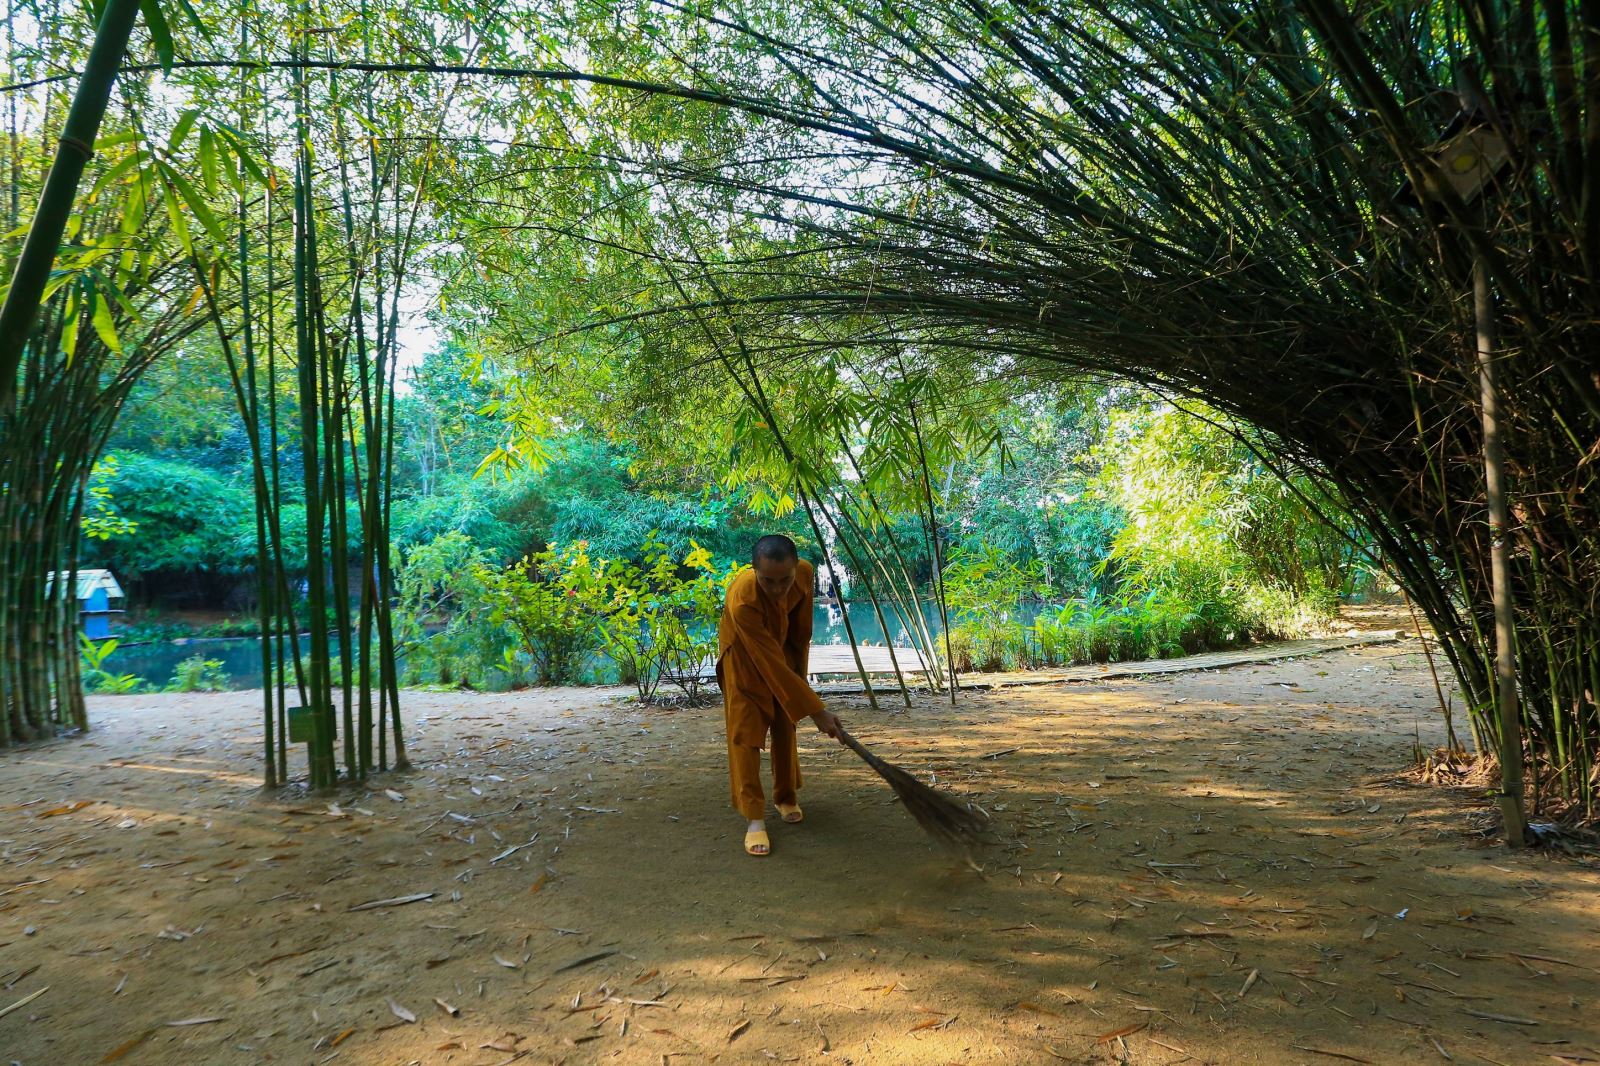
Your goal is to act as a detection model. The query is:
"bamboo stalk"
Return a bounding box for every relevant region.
[1475,258,1525,847]
[0,0,140,415]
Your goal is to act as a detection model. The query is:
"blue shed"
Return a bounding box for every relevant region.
[52,569,125,639]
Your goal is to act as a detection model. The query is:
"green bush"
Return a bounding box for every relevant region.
[393,531,509,686]
[941,541,1044,672]
[197,618,262,638]
[115,614,198,642]
[601,535,736,701]
[78,636,145,694]
[395,530,740,694]
[475,542,613,686]
[79,453,257,578]
[165,654,230,692]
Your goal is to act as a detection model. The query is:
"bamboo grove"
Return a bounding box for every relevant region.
[412,0,1600,820]
[0,0,439,784]
[610,0,1598,819]
[3,0,1599,828]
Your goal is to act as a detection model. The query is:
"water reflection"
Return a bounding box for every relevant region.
[102,600,991,691]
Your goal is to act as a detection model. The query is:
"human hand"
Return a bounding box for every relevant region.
[810,707,843,742]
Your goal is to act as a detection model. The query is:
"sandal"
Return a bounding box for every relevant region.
[744,828,771,856]
[776,803,804,824]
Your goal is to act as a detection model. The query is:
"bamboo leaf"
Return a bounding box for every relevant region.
[198,128,220,199]
[99,1029,153,1062]
[167,110,201,152]
[158,162,227,246]
[140,0,176,74]
[169,0,206,34]
[89,151,144,203]
[90,292,122,354]
[60,288,82,361]
[159,180,193,255]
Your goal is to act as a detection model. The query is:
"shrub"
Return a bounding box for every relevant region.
[475,542,612,686]
[165,654,230,692]
[79,635,145,694]
[602,535,737,701]
[394,532,509,686]
[942,542,1044,672]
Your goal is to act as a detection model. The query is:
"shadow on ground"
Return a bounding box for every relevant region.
[2,645,1597,1065]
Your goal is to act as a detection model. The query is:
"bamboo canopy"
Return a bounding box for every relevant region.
[2,0,1596,823]
[426,0,1600,816]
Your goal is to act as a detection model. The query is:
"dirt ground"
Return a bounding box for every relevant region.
[3,641,1598,1066]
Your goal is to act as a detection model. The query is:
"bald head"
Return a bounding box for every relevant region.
[752,534,798,567]
[751,535,800,600]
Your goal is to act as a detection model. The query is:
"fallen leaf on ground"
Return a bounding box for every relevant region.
[909,1014,955,1032]
[1096,1021,1147,1043]
[1289,1046,1373,1064]
[99,1030,154,1062]
[552,950,616,973]
[387,998,416,1023]
[1457,1007,1537,1026]
[38,800,92,818]
[348,892,434,912]
[1239,968,1260,998]
[728,1019,751,1042]
[165,1016,225,1026]
[0,986,50,1020]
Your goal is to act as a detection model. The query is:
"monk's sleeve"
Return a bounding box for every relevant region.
[730,592,823,723]
[784,588,812,678]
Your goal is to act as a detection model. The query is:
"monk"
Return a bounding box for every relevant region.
[716,534,844,856]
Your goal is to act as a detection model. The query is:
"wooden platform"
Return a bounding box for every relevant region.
[669,643,930,684]
[807,643,930,676]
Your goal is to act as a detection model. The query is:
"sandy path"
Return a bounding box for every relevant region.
[2,642,1597,1065]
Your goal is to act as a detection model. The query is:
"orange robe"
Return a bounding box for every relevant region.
[716,559,822,819]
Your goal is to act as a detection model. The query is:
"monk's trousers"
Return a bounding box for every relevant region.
[727,707,802,820]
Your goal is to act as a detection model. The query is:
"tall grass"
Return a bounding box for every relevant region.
[947,586,1333,674]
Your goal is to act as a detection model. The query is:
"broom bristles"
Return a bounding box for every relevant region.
[839,729,990,855]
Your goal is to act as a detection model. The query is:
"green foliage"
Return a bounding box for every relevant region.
[945,397,1121,600]
[391,428,807,571]
[195,618,262,638]
[164,653,229,693]
[79,452,257,578]
[395,531,740,695]
[81,457,139,542]
[1096,404,1349,627]
[939,400,1353,675]
[1030,589,1224,666]
[394,531,508,687]
[942,542,1045,672]
[475,542,613,687]
[78,635,145,694]
[601,534,737,701]
[113,615,200,643]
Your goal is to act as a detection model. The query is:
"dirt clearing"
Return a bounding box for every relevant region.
[3,642,1597,1065]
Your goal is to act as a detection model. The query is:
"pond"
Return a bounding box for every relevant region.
[99,601,977,692]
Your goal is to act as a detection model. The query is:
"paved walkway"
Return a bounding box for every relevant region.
[809,630,1402,695]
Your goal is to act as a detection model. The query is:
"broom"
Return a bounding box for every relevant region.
[836,726,991,855]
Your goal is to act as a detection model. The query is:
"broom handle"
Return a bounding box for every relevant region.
[835,726,873,762]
